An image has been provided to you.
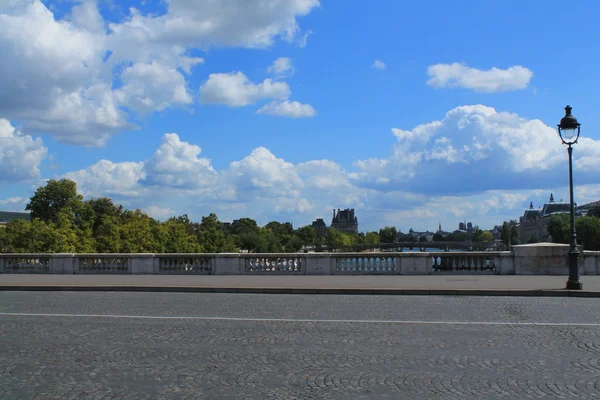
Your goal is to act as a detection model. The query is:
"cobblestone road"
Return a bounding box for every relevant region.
[1,292,600,399]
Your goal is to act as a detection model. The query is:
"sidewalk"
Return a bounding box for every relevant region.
[2,274,600,297]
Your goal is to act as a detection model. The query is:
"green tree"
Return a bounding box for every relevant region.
[510,225,519,245]
[478,231,494,243]
[254,227,282,253]
[432,233,445,241]
[576,216,600,250]
[365,231,380,245]
[161,220,203,253]
[501,222,510,246]
[547,214,570,244]
[229,218,259,236]
[118,209,160,253]
[296,226,317,247]
[284,236,304,252]
[26,179,83,223]
[326,228,347,248]
[94,216,122,253]
[198,213,235,253]
[379,226,397,244]
[0,219,56,253]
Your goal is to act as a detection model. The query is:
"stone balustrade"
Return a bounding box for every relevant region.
[0,245,599,275]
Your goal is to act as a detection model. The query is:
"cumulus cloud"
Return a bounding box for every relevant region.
[256,100,316,118]
[63,159,146,197]
[107,0,320,53]
[352,105,600,195]
[427,63,533,92]
[0,119,47,183]
[143,133,218,189]
[372,60,386,70]
[199,72,291,107]
[117,62,196,114]
[0,0,318,145]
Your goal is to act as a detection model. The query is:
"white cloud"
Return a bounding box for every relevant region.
[256,100,316,118]
[0,197,28,212]
[116,62,196,114]
[0,119,47,183]
[267,57,294,76]
[0,0,319,146]
[145,205,176,221]
[372,60,386,70]
[199,72,291,107]
[352,105,600,195]
[427,63,533,92]
[107,0,319,52]
[70,1,105,33]
[143,133,218,189]
[64,159,146,197]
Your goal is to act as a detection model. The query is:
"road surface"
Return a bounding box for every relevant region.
[1,292,599,399]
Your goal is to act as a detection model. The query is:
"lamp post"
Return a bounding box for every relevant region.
[557,105,582,290]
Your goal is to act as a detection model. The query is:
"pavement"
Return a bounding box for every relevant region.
[3,274,600,296]
[1,291,600,399]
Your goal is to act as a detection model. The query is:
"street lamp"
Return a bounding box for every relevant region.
[557,105,582,290]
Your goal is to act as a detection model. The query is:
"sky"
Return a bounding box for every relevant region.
[1,0,600,233]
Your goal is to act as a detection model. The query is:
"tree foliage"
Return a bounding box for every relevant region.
[379,226,397,244]
[547,214,570,244]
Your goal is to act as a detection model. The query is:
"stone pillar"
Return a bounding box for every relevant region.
[495,252,515,275]
[304,253,332,275]
[582,251,600,275]
[50,254,75,274]
[398,253,429,275]
[512,243,584,275]
[213,254,241,275]
[130,254,154,274]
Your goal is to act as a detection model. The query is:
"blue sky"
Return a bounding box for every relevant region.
[1,0,599,232]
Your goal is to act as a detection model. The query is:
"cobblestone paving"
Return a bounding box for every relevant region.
[1,293,600,399]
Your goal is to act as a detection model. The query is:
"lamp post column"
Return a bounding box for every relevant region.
[566,144,582,290]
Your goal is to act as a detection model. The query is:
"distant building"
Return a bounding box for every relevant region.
[519,193,576,243]
[331,208,358,234]
[0,211,31,228]
[311,218,327,233]
[458,220,474,233]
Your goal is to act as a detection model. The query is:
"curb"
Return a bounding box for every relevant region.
[1,286,599,297]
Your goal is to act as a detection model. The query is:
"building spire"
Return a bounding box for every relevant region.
[529,201,533,209]
[550,193,555,203]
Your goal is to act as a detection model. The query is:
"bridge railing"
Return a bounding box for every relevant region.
[0,247,598,275]
[430,252,497,274]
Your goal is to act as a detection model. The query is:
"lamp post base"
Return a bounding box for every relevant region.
[566,280,583,290]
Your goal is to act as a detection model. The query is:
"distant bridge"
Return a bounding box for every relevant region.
[316,241,506,253]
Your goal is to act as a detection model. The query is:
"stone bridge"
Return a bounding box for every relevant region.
[1,243,599,276]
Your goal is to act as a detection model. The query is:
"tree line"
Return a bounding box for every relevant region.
[0,179,506,254]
